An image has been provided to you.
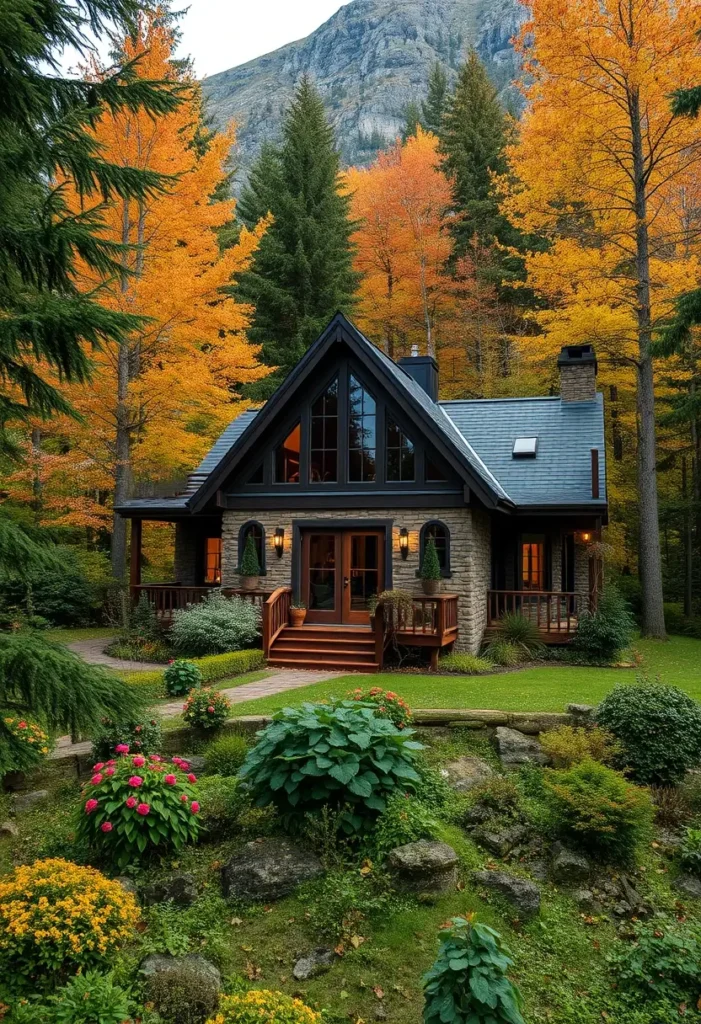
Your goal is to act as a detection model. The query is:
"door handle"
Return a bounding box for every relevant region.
[343,576,349,588]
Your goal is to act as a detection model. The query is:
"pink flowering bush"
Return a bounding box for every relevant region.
[76,750,201,868]
[182,687,231,730]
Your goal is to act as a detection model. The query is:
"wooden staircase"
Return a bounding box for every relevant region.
[267,625,379,672]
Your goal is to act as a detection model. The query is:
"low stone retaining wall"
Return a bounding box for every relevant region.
[8,704,595,790]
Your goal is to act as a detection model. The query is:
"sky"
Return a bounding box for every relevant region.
[60,0,349,79]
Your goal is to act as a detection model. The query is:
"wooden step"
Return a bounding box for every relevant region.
[277,631,374,646]
[271,647,377,663]
[274,639,375,653]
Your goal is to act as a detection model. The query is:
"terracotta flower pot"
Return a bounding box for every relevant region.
[421,578,441,596]
[290,607,307,627]
[239,575,259,592]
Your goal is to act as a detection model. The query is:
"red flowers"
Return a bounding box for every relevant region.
[127,776,143,788]
[131,755,146,768]
[105,767,115,776]
[164,774,177,785]
[93,762,105,771]
[180,793,189,802]
[115,744,129,754]
[136,803,150,816]
[17,721,27,730]
[91,773,103,785]
[85,798,98,814]
[190,801,200,813]
[187,773,197,783]
[125,796,137,809]
[100,822,113,833]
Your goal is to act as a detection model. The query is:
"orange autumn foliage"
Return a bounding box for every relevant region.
[346,128,453,359]
[11,14,267,557]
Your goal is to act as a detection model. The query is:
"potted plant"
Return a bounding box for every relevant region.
[239,533,261,591]
[290,601,307,627]
[420,536,442,595]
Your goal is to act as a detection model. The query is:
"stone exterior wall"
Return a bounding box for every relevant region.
[221,506,492,653]
[559,363,597,402]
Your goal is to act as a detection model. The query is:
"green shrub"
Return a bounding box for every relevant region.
[197,775,247,839]
[164,659,203,696]
[121,649,265,702]
[0,546,102,626]
[597,679,701,784]
[50,971,134,1024]
[170,593,260,656]
[91,716,162,761]
[301,871,398,942]
[372,793,441,857]
[679,827,701,875]
[345,685,412,727]
[649,785,694,828]
[129,592,161,642]
[483,639,523,667]
[664,602,701,640]
[413,760,453,809]
[183,687,231,730]
[485,612,544,660]
[543,759,654,862]
[420,537,442,581]
[203,733,249,776]
[539,725,621,768]
[239,532,261,577]
[145,959,220,1024]
[572,587,635,664]
[439,653,494,674]
[239,700,424,835]
[422,915,525,1024]
[213,991,320,1024]
[607,917,701,1001]
[469,776,521,817]
[76,751,201,869]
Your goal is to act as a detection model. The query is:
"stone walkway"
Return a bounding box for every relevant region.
[158,668,343,717]
[67,636,163,673]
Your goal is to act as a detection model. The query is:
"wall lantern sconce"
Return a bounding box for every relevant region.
[399,528,409,560]
[274,528,285,557]
[576,530,593,544]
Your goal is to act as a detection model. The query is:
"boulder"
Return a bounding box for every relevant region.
[388,840,459,896]
[0,821,19,838]
[115,876,138,897]
[442,756,494,793]
[674,873,701,900]
[178,754,206,775]
[143,873,198,907]
[611,875,652,918]
[472,869,541,919]
[292,947,335,981]
[221,838,323,902]
[494,728,548,767]
[573,889,602,914]
[566,703,597,726]
[141,953,221,985]
[13,790,49,813]
[473,824,527,858]
[550,842,591,884]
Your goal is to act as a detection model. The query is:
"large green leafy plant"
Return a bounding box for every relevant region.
[422,916,525,1024]
[239,700,424,834]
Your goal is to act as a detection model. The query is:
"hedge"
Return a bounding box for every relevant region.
[120,649,266,701]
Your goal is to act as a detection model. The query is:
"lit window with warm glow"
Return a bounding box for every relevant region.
[521,535,545,590]
[204,537,222,584]
[275,423,301,483]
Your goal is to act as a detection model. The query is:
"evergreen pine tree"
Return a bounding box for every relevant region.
[238,76,359,395]
[0,0,182,455]
[402,99,424,141]
[422,62,449,135]
[439,50,513,258]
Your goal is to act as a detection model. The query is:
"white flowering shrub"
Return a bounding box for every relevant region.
[170,593,261,656]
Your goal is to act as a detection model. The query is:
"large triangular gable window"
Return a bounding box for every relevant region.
[274,423,301,483]
[310,378,338,482]
[348,375,377,482]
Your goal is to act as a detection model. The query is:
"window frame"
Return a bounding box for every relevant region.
[347,371,379,484]
[385,415,416,483]
[309,374,340,485]
[419,519,452,578]
[203,536,222,585]
[237,520,267,575]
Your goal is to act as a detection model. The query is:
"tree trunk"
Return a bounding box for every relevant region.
[683,456,693,617]
[630,88,666,638]
[30,427,43,528]
[111,340,132,579]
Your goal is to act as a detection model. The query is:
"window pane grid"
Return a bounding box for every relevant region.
[275,423,301,483]
[310,380,338,483]
[521,537,545,590]
[424,524,448,572]
[386,418,415,482]
[349,375,377,482]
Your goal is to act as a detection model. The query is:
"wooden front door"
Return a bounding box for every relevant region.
[301,529,384,624]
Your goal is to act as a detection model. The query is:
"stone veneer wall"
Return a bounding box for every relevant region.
[221,506,492,653]
[559,364,597,403]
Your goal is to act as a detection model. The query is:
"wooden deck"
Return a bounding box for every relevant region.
[486,589,582,643]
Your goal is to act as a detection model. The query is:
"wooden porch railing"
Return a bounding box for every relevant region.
[375,593,459,670]
[131,584,270,618]
[262,587,292,657]
[487,590,581,635]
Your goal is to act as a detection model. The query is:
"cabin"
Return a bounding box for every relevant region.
[117,314,607,671]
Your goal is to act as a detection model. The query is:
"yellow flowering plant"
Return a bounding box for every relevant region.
[0,715,51,774]
[206,990,321,1024]
[0,858,138,991]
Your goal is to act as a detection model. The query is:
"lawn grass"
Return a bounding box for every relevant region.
[44,625,115,643]
[227,635,701,716]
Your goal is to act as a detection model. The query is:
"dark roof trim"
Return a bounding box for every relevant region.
[188,313,510,513]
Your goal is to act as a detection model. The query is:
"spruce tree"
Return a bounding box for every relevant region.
[238,76,358,395]
[422,62,449,135]
[439,50,513,258]
[0,0,182,454]
[402,99,424,141]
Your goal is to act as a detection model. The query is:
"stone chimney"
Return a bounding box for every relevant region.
[398,353,439,402]
[558,344,598,402]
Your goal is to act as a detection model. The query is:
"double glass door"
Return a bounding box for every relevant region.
[301,529,384,624]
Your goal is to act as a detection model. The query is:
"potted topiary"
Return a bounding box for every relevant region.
[239,533,261,591]
[290,601,307,627]
[420,536,442,595]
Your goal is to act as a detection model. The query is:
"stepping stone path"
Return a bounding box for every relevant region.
[221,838,324,901]
[388,840,459,896]
[472,869,541,919]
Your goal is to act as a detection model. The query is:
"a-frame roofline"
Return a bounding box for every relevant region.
[189,313,512,513]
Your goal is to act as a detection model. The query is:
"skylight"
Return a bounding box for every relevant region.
[513,437,538,459]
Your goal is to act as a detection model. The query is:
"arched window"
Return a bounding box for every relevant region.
[238,521,266,575]
[420,520,450,576]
